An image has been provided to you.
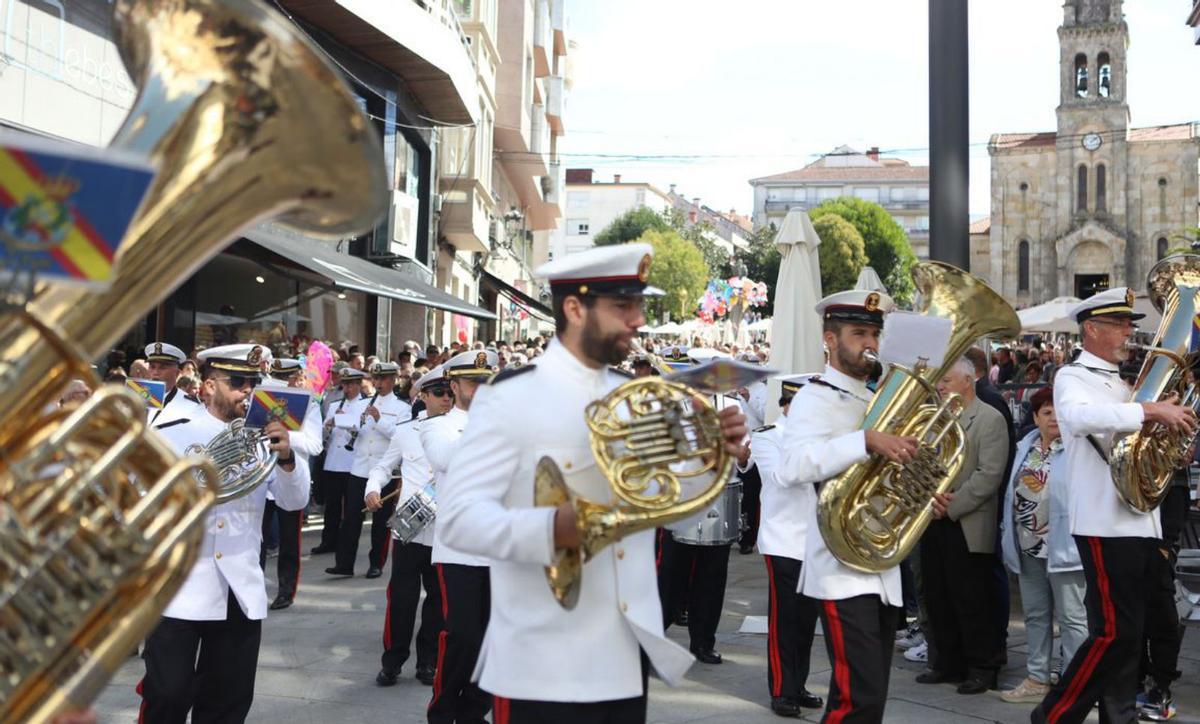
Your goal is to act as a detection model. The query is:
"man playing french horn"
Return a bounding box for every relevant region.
[1033,288,1196,724]
[437,243,747,723]
[778,290,918,723]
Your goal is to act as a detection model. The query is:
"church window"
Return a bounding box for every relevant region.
[1096,164,1107,212]
[1158,177,1168,188]
[1019,182,1029,192]
[1074,54,1089,98]
[1018,241,1030,292]
[1098,52,1112,98]
[1077,165,1088,212]
[1157,237,1169,260]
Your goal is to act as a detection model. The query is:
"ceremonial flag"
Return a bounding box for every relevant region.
[0,130,155,286]
[246,387,312,431]
[126,378,167,410]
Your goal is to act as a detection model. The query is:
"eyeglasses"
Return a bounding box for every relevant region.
[1089,319,1139,331]
[424,387,452,398]
[214,374,259,390]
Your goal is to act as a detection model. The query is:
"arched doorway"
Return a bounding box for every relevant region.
[1067,240,1113,299]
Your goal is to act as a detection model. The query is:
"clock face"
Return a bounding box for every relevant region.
[1082,133,1103,151]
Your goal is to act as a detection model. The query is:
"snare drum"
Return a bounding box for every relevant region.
[388,483,437,544]
[669,479,744,545]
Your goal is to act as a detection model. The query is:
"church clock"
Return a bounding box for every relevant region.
[1082,132,1103,151]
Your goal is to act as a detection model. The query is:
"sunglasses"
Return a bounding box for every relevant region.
[424,386,452,398]
[215,374,260,390]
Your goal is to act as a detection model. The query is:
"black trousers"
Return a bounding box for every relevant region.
[428,563,491,724]
[369,479,399,569]
[818,595,898,724]
[318,470,352,550]
[139,593,262,724]
[657,535,730,651]
[260,499,303,602]
[921,518,998,676]
[1032,536,1155,724]
[1140,484,1188,690]
[334,474,369,571]
[764,555,819,698]
[492,654,648,724]
[382,541,442,672]
[739,465,762,548]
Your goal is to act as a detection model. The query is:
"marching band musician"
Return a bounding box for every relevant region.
[364,364,452,688]
[437,244,747,724]
[139,344,310,723]
[327,361,411,579]
[778,290,917,724]
[145,341,203,428]
[313,368,366,556]
[422,349,498,724]
[259,357,323,611]
[1033,289,1196,724]
[752,376,824,717]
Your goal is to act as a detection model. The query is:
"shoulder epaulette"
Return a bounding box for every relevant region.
[753,424,776,433]
[154,418,190,430]
[609,366,634,379]
[807,377,849,395]
[488,365,536,385]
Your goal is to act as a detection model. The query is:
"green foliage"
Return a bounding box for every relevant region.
[739,224,781,315]
[812,214,868,295]
[810,197,918,304]
[593,207,670,246]
[638,230,709,322]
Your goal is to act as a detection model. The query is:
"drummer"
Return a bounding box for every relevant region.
[657,347,751,665]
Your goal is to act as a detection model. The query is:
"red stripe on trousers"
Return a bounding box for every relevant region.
[383,579,393,649]
[764,556,783,696]
[1047,536,1117,723]
[823,600,854,724]
[428,564,450,711]
[655,529,664,569]
[136,678,146,724]
[493,696,510,724]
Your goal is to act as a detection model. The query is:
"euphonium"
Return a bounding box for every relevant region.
[1111,254,1200,513]
[535,345,733,608]
[0,0,387,720]
[817,262,1021,573]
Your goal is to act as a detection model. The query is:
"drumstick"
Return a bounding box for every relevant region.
[362,485,403,513]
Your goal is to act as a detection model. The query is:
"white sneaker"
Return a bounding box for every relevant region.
[896,623,925,650]
[904,641,928,663]
[1000,677,1050,703]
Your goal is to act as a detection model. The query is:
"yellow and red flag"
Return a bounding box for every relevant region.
[246,388,312,431]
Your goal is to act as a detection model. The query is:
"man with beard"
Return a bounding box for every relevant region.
[438,243,747,723]
[777,290,919,723]
[144,341,204,428]
[139,344,309,723]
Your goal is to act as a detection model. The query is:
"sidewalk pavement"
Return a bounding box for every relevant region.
[94,522,1200,723]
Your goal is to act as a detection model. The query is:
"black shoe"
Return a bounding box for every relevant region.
[415,664,436,685]
[691,648,722,665]
[674,610,689,626]
[956,671,998,695]
[738,542,755,555]
[769,696,800,718]
[269,595,293,611]
[797,688,823,709]
[310,545,334,554]
[375,667,400,686]
[365,566,383,579]
[916,670,965,685]
[325,566,354,577]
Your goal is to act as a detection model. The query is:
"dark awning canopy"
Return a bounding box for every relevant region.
[245,227,496,320]
[481,271,553,323]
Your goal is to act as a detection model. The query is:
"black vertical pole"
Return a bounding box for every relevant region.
[928,0,970,268]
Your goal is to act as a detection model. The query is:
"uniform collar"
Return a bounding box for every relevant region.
[1077,349,1120,373]
[544,338,608,386]
[822,364,872,403]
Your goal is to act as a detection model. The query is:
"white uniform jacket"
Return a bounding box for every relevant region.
[322,393,363,473]
[438,341,694,702]
[424,406,490,567]
[742,380,768,430]
[367,411,436,547]
[755,417,814,561]
[667,395,744,538]
[351,392,412,478]
[150,386,205,429]
[1054,350,1159,538]
[778,365,902,606]
[156,409,310,621]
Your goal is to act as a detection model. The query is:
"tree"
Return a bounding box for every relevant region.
[593,207,670,246]
[638,230,709,322]
[812,214,868,294]
[738,224,781,315]
[810,197,918,303]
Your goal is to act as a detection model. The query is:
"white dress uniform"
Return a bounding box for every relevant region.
[322,396,361,473]
[755,416,813,561]
[367,410,435,546]
[438,339,694,702]
[423,406,489,567]
[351,392,412,478]
[150,386,206,428]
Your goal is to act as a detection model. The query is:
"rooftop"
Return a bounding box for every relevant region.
[969,216,991,235]
[750,145,928,185]
[990,123,1197,152]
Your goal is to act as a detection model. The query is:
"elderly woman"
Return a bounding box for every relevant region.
[998,386,1088,703]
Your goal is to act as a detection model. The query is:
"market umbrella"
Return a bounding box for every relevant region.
[855,266,886,292]
[765,208,823,423]
[1017,296,1082,333]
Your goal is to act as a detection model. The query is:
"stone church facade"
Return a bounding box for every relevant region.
[987,0,1200,304]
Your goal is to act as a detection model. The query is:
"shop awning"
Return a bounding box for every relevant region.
[481,271,553,322]
[245,229,496,320]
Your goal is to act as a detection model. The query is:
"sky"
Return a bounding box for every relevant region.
[563,0,1200,219]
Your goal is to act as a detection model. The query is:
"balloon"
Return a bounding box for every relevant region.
[304,340,334,396]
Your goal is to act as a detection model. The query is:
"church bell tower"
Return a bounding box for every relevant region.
[1057,0,1130,140]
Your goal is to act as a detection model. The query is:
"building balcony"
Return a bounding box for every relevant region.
[764,199,818,213]
[528,159,563,231]
[439,181,493,254]
[533,0,551,78]
[550,0,567,56]
[278,0,479,124]
[546,75,564,134]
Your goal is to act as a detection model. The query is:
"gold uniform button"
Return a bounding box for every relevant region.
[217,520,225,529]
[564,461,572,470]
[215,552,223,560]
[616,548,625,560]
[621,601,629,613]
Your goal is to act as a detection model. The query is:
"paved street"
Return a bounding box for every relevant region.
[95,521,1200,723]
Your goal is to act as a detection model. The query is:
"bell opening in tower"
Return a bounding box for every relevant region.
[1074,274,1111,299]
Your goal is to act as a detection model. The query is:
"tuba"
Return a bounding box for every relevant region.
[817,262,1020,573]
[1111,255,1200,513]
[0,0,387,720]
[535,341,733,609]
